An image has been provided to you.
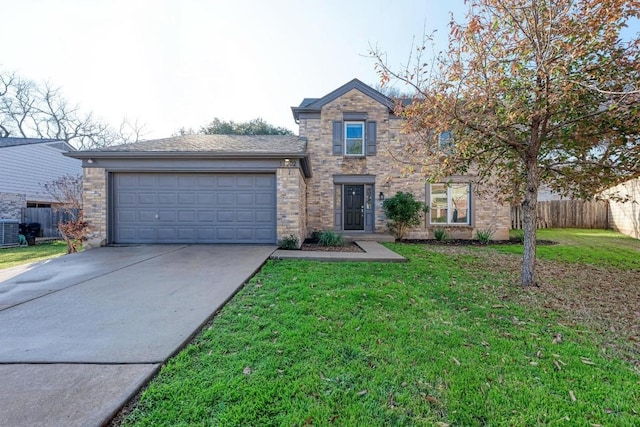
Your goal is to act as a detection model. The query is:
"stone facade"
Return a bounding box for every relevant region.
[299,88,511,240]
[82,167,107,249]
[0,192,26,221]
[276,166,307,247]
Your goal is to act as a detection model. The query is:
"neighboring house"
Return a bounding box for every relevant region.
[606,177,640,239]
[0,138,82,221]
[537,185,566,202]
[67,79,511,248]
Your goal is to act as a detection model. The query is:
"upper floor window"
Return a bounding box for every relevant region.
[345,122,364,156]
[430,183,470,225]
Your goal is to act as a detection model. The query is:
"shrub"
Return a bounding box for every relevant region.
[475,229,495,244]
[57,213,88,254]
[433,228,448,242]
[318,230,344,247]
[278,234,299,250]
[512,229,525,243]
[310,230,322,241]
[382,192,425,240]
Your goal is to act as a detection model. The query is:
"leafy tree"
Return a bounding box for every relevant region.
[373,0,639,286]
[0,69,146,149]
[382,192,426,240]
[199,117,293,135]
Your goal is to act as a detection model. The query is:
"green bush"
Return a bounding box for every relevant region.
[475,229,495,244]
[278,234,299,250]
[511,229,525,243]
[318,230,344,247]
[434,228,449,241]
[382,192,425,240]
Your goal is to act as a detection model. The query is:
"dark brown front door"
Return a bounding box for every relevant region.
[344,185,364,230]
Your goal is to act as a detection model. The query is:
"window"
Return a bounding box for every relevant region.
[345,122,364,155]
[430,183,470,225]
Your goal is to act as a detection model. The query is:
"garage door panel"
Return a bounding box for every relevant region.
[178,193,196,204]
[236,211,254,222]
[216,228,235,240]
[255,192,273,205]
[178,211,196,222]
[236,193,253,205]
[158,193,177,204]
[113,173,276,244]
[217,176,235,187]
[216,193,234,205]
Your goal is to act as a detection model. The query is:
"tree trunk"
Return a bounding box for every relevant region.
[521,161,540,286]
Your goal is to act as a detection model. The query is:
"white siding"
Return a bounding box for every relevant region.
[0,142,82,203]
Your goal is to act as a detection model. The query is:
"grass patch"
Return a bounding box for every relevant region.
[499,228,640,270]
[122,241,640,426]
[0,241,68,270]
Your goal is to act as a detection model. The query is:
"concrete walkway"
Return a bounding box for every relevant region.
[0,245,274,427]
[271,241,406,262]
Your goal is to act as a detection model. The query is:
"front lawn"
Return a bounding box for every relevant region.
[0,241,68,270]
[121,230,640,426]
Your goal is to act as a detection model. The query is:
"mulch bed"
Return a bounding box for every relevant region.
[300,240,364,252]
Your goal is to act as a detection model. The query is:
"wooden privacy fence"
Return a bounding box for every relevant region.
[21,208,81,238]
[511,200,609,229]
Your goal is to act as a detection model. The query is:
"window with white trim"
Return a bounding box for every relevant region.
[430,183,471,225]
[344,122,364,156]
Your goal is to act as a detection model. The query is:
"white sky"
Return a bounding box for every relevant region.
[2,1,637,139]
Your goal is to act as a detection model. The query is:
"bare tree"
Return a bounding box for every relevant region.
[0,69,147,149]
[42,174,87,253]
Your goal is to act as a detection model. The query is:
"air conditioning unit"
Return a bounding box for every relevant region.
[0,219,19,247]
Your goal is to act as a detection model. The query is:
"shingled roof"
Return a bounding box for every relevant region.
[0,137,66,149]
[91,134,307,154]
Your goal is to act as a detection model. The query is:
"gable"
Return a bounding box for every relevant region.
[291,79,395,122]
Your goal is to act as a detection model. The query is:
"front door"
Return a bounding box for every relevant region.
[344,185,364,230]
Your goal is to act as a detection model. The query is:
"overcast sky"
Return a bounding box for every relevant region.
[2,1,637,139]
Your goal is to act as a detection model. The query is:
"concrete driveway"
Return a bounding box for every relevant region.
[0,244,275,427]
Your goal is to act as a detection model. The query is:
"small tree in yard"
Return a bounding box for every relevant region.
[373,0,639,286]
[42,174,87,253]
[383,192,426,240]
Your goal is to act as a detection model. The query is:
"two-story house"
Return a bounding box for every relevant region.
[68,79,510,248]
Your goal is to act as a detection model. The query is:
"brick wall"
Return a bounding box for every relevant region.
[0,192,26,221]
[299,88,511,240]
[277,166,307,247]
[607,178,640,239]
[82,167,107,248]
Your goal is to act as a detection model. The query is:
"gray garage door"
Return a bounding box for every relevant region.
[113,173,276,244]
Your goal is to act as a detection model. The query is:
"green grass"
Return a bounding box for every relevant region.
[0,241,68,270]
[499,228,640,270]
[122,239,640,426]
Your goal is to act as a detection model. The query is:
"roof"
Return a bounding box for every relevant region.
[0,137,67,149]
[291,78,395,121]
[65,134,312,178]
[77,134,307,154]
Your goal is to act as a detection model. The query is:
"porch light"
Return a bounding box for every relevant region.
[379,192,385,201]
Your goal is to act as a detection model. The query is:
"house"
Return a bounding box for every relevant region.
[0,138,82,221]
[606,177,640,239]
[66,79,511,248]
